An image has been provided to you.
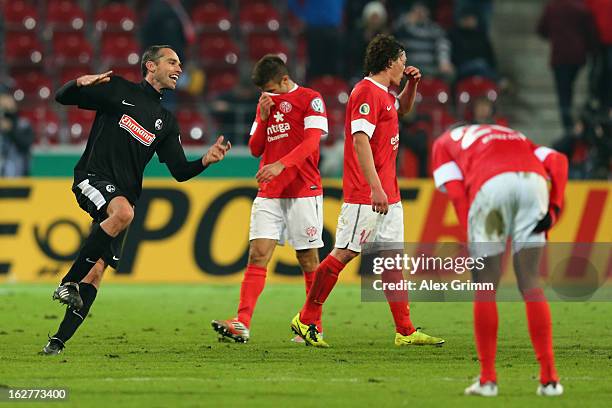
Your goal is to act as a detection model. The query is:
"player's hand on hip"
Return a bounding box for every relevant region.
[404,66,421,83]
[259,94,275,121]
[203,136,231,166]
[255,161,285,183]
[76,71,113,87]
[371,185,389,215]
[532,204,560,233]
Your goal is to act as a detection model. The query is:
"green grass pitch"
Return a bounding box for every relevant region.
[1,283,611,407]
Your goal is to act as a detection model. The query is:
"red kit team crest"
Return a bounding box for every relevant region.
[279,101,292,113]
[305,226,317,237]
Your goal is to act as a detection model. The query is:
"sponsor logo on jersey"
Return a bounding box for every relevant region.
[310,98,325,113]
[106,184,116,193]
[155,119,163,130]
[279,101,292,113]
[119,114,156,146]
[391,134,400,150]
[359,103,370,115]
[273,111,285,123]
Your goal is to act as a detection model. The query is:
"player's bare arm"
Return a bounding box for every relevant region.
[203,136,232,167]
[76,70,113,87]
[397,66,421,116]
[353,132,388,214]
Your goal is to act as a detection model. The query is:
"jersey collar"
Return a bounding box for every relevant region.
[140,80,163,101]
[264,83,299,96]
[364,77,388,92]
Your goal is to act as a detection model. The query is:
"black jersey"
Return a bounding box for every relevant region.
[56,76,205,204]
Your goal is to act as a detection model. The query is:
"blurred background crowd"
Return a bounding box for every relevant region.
[0,0,610,179]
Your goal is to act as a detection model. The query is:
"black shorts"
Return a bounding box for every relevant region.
[73,175,128,269]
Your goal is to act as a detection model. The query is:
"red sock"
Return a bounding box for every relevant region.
[236,264,267,328]
[382,268,415,335]
[303,270,323,332]
[474,290,498,384]
[523,288,559,384]
[300,255,345,324]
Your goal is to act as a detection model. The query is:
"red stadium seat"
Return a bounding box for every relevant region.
[199,33,239,67]
[3,0,39,31]
[100,33,140,67]
[111,67,142,83]
[456,76,499,105]
[4,32,44,66]
[46,0,86,30]
[175,109,208,145]
[94,3,137,32]
[239,2,281,32]
[192,2,232,32]
[11,71,53,103]
[21,107,61,145]
[57,67,91,88]
[206,69,239,96]
[309,76,350,106]
[416,77,451,106]
[67,108,95,144]
[247,33,288,61]
[52,32,93,66]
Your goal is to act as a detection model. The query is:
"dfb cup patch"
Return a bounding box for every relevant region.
[306,226,318,237]
[106,185,116,193]
[279,101,292,113]
[310,98,325,113]
[155,119,163,130]
[359,103,370,115]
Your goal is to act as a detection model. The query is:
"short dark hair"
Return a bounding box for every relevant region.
[141,45,173,77]
[251,54,289,88]
[364,34,405,76]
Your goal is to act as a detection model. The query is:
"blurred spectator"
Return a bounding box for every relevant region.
[553,107,611,179]
[585,0,612,116]
[346,1,390,81]
[141,0,195,60]
[448,8,498,82]
[454,0,493,32]
[141,0,195,111]
[468,96,508,126]
[394,1,453,79]
[0,90,35,177]
[210,80,259,145]
[289,0,346,81]
[537,0,598,134]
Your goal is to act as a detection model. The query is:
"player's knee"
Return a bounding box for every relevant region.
[296,250,319,271]
[112,205,134,227]
[248,248,269,266]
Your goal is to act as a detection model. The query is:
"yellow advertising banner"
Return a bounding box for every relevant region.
[0,179,610,283]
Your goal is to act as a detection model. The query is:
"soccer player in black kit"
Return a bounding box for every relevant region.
[41,45,231,354]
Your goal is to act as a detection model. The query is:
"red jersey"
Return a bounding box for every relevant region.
[432,124,550,205]
[343,78,401,205]
[249,84,328,198]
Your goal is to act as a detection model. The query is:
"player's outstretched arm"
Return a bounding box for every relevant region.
[55,71,114,107]
[354,132,388,214]
[397,66,421,116]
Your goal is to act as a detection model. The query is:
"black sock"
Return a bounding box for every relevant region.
[61,224,113,284]
[53,283,98,343]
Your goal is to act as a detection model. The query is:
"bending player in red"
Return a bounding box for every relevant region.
[291,34,445,347]
[432,123,568,396]
[212,55,328,343]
